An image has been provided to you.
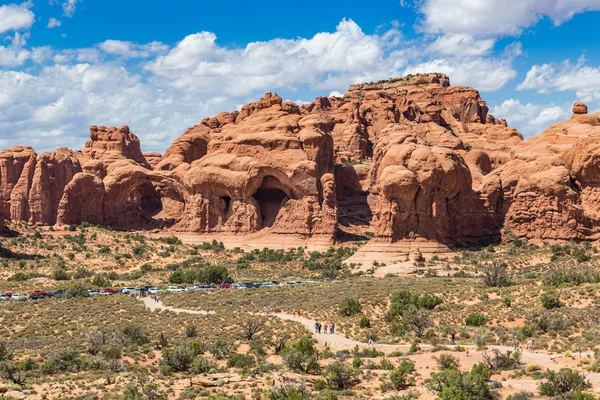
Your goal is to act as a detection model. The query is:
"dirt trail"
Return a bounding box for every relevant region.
[140,296,214,315]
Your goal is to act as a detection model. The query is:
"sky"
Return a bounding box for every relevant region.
[2,0,600,153]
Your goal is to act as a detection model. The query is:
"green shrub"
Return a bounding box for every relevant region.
[7,272,28,281]
[160,345,195,373]
[465,313,487,327]
[227,353,255,369]
[52,268,70,281]
[121,324,148,346]
[389,359,416,390]
[435,354,460,370]
[428,363,494,400]
[539,368,590,398]
[339,298,362,316]
[185,325,197,338]
[190,357,216,374]
[209,339,235,360]
[359,316,371,328]
[265,385,310,400]
[540,293,562,309]
[283,337,319,374]
[324,360,358,390]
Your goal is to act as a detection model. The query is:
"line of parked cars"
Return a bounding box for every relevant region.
[0,280,317,302]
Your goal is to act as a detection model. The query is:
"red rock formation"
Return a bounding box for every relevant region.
[5,73,600,245]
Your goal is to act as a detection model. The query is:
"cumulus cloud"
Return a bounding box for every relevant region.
[491,99,570,137]
[428,34,495,56]
[50,0,80,17]
[517,56,600,101]
[99,40,168,58]
[47,17,61,28]
[146,19,404,96]
[419,0,600,37]
[0,3,35,34]
[403,57,517,91]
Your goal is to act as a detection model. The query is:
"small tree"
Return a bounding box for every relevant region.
[86,330,106,355]
[465,313,487,327]
[160,345,196,373]
[403,307,432,337]
[389,359,416,390]
[541,293,562,309]
[539,368,590,398]
[241,319,264,341]
[185,325,197,338]
[0,361,26,386]
[339,298,362,316]
[324,360,359,390]
[435,353,460,370]
[481,261,509,287]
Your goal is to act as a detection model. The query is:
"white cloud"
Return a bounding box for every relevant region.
[491,99,569,136]
[420,0,600,37]
[99,40,168,58]
[428,34,495,56]
[146,19,404,96]
[50,0,79,17]
[403,57,517,91]
[0,3,35,34]
[47,17,61,28]
[517,57,600,101]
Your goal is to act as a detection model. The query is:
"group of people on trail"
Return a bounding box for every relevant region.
[153,295,159,303]
[292,309,301,317]
[314,321,335,334]
[263,305,273,313]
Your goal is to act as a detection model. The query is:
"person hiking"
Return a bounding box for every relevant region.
[527,339,534,352]
[466,347,470,357]
[263,305,268,313]
[451,332,456,345]
[323,323,328,334]
[205,305,210,314]
[314,321,319,333]
[292,309,296,317]
[330,322,334,334]
[367,333,374,345]
[297,309,301,317]
[318,323,322,334]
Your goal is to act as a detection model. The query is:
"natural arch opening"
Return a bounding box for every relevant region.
[220,195,232,220]
[252,178,289,229]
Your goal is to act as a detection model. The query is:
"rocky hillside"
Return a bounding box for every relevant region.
[1,73,599,244]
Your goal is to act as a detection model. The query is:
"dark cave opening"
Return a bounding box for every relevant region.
[221,195,232,217]
[253,187,288,228]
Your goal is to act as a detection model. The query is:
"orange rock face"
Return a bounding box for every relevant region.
[3,73,600,244]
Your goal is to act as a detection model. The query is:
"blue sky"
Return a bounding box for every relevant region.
[2,0,600,152]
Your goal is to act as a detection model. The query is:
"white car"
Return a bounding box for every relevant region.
[147,287,159,294]
[193,284,213,291]
[120,287,136,294]
[262,282,276,287]
[87,289,99,296]
[0,295,10,301]
[167,286,186,292]
[11,293,26,301]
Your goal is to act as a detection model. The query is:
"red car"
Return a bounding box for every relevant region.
[100,288,118,295]
[3,292,12,298]
[220,283,231,289]
[31,290,47,296]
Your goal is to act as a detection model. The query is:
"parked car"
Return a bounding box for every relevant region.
[0,294,10,301]
[193,284,213,291]
[3,292,12,298]
[11,293,26,301]
[47,290,64,297]
[147,287,159,294]
[29,292,46,300]
[167,286,186,292]
[120,287,136,294]
[262,282,276,287]
[87,289,100,296]
[238,283,254,289]
[220,283,231,289]
[100,288,117,295]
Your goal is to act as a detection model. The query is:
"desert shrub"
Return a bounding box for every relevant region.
[386,290,442,321]
[572,246,591,263]
[265,385,310,400]
[428,363,493,400]
[209,339,235,360]
[481,261,511,287]
[86,330,106,355]
[185,324,197,338]
[538,368,590,398]
[227,353,256,369]
[435,353,460,370]
[481,349,522,371]
[465,313,487,327]
[191,357,216,374]
[53,268,70,281]
[241,319,264,341]
[132,245,146,257]
[42,348,82,374]
[0,361,26,386]
[324,360,359,390]
[543,270,600,287]
[159,236,182,245]
[359,316,371,328]
[121,323,148,346]
[339,298,362,316]
[503,296,512,307]
[507,392,533,400]
[7,272,28,281]
[380,358,395,370]
[65,283,90,298]
[403,307,432,337]
[160,345,196,373]
[540,293,562,309]
[283,337,320,374]
[92,275,111,287]
[389,359,416,390]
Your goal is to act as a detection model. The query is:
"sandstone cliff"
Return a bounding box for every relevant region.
[2,73,600,244]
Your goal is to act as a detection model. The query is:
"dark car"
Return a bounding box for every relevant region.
[29,292,46,300]
[47,290,64,297]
